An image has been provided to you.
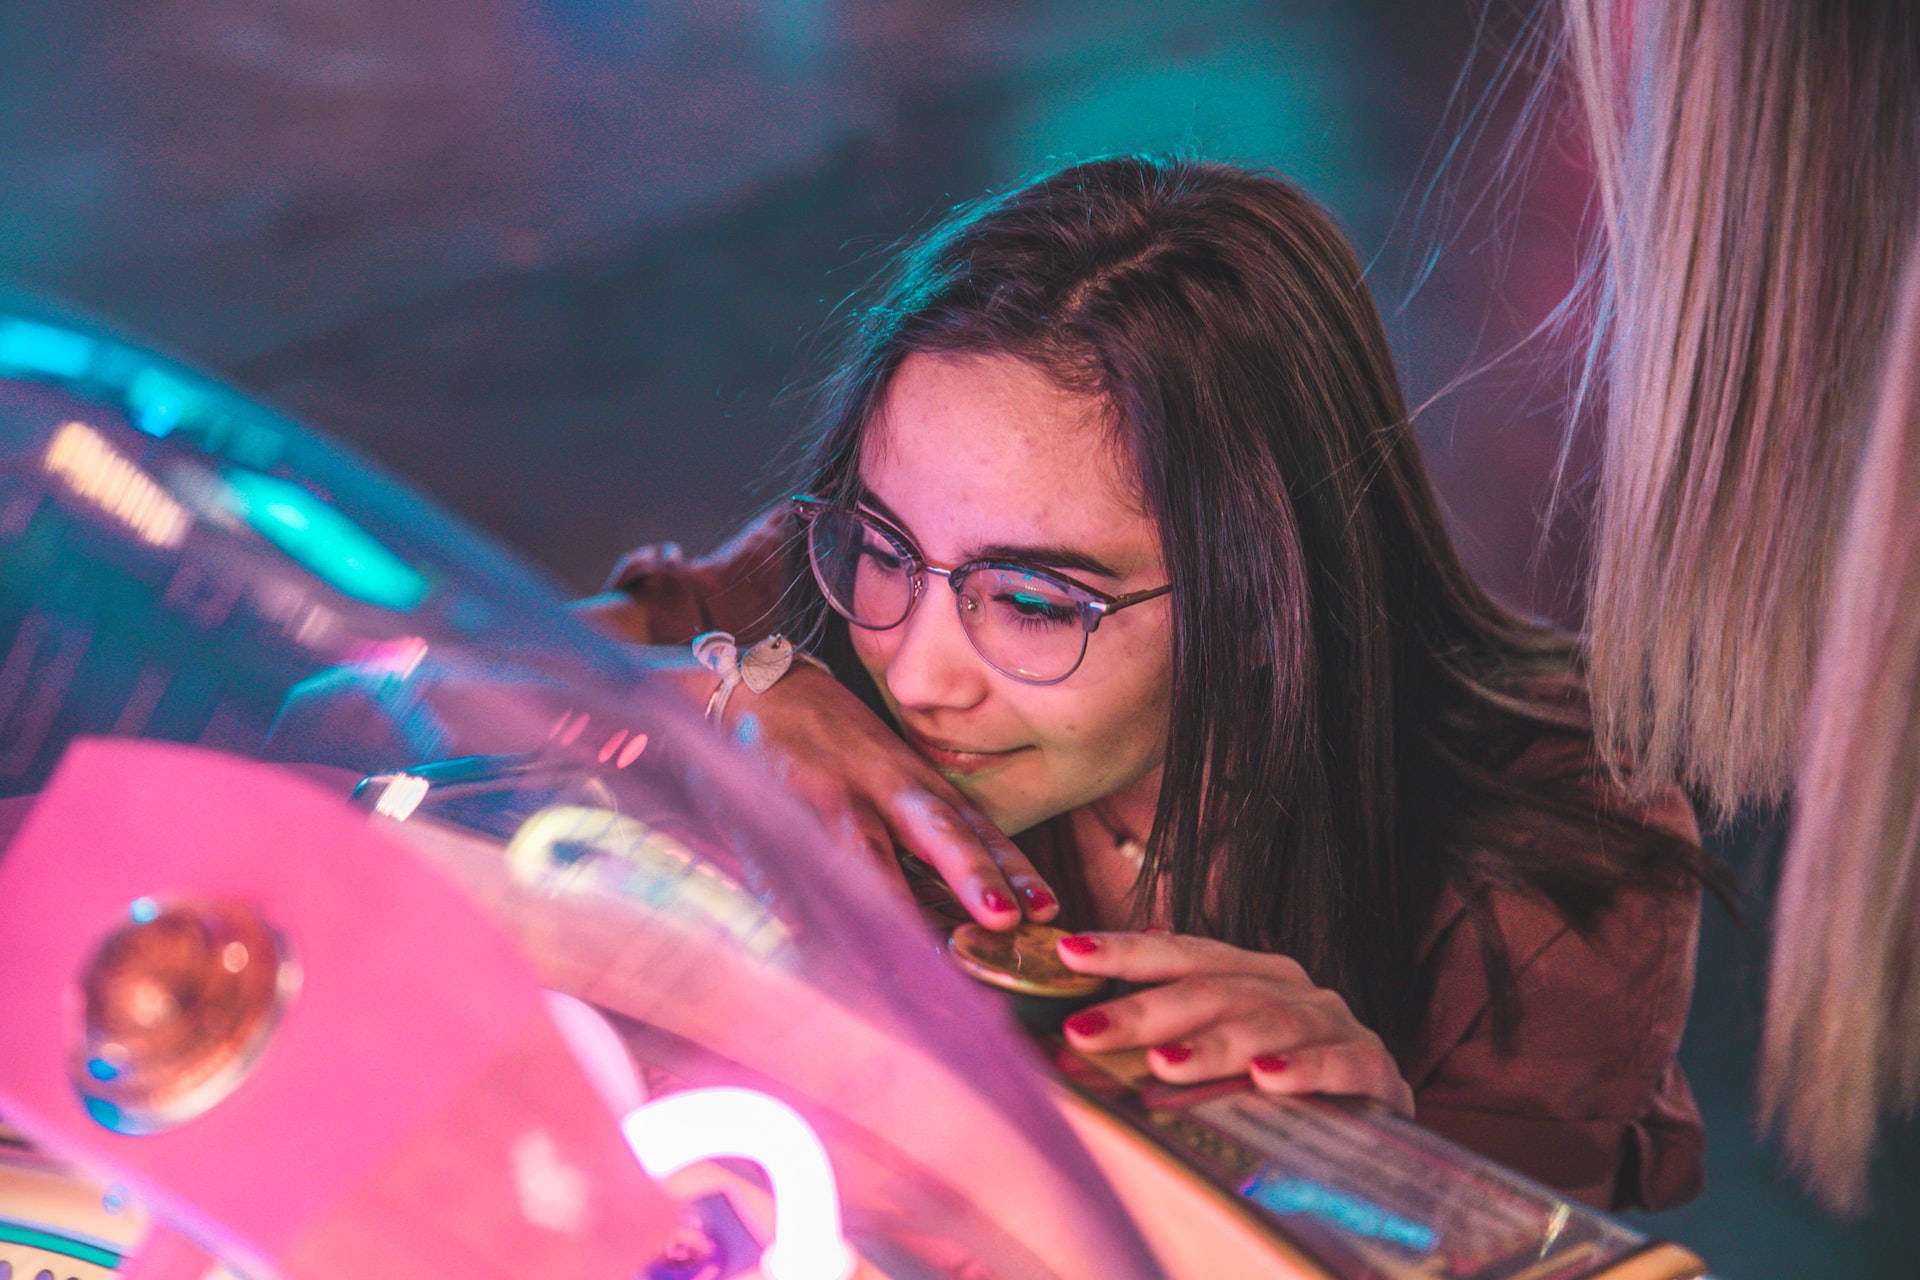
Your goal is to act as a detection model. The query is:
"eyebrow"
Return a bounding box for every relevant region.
[854,486,1125,580]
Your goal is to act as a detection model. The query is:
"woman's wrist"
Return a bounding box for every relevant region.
[621,644,727,708]
[691,631,830,725]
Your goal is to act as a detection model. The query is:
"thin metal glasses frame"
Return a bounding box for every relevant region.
[791,494,1171,685]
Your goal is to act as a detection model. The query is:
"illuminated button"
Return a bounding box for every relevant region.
[71,899,298,1135]
[947,921,1104,998]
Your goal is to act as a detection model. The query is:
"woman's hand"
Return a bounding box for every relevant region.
[725,662,1060,929]
[1053,931,1413,1115]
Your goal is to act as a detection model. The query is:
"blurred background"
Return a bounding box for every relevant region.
[0,0,1913,1273]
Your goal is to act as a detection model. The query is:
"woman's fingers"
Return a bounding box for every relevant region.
[1249,1042,1414,1117]
[1053,935,1414,1114]
[952,802,1060,920]
[1054,929,1309,986]
[1064,993,1409,1114]
[882,786,1037,926]
[1060,975,1335,1058]
[731,667,1056,926]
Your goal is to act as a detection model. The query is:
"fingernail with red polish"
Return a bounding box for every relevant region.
[981,888,1014,913]
[1058,933,1100,955]
[1064,1009,1110,1038]
[1022,884,1057,912]
[1153,1042,1194,1064]
[1251,1055,1288,1074]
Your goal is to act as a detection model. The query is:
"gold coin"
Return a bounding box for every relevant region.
[948,921,1105,998]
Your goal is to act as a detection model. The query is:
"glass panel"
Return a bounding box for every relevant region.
[0,309,1161,1280]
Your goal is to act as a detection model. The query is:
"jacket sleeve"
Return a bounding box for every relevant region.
[1404,784,1706,1212]
[572,506,796,645]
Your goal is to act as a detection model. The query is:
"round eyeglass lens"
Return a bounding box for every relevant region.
[958,566,1089,682]
[809,508,914,628]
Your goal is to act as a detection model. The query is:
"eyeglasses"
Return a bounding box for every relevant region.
[792,495,1171,685]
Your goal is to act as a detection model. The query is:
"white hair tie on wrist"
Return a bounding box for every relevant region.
[691,631,824,723]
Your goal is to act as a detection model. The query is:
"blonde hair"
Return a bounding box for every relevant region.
[1558,0,1920,1211]
[1762,235,1920,1211]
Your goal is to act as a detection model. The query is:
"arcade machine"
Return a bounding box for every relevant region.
[0,310,1712,1280]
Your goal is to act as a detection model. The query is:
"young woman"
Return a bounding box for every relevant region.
[582,155,1716,1211]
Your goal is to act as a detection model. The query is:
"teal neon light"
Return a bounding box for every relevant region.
[125,366,211,439]
[1241,1173,1437,1253]
[225,469,429,611]
[997,19,1374,213]
[0,1219,123,1268]
[0,318,96,379]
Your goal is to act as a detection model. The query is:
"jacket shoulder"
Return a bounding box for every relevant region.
[1407,732,1706,1211]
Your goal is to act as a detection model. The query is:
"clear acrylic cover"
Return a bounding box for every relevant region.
[0,306,1164,1280]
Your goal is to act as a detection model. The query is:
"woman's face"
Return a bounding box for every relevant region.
[850,351,1175,836]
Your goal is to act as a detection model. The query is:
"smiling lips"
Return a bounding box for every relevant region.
[902,728,1026,775]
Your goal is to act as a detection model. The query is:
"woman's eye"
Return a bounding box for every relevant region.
[860,540,907,572]
[994,590,1078,626]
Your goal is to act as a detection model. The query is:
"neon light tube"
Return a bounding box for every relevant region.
[621,1088,855,1280]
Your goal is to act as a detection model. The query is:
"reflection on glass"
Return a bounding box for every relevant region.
[222,469,427,611]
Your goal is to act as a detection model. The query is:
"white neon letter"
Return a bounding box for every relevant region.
[621,1087,856,1280]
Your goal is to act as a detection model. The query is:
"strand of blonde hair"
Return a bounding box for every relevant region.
[1761,226,1920,1212]
[1573,0,1909,817]
[1557,0,1919,1212]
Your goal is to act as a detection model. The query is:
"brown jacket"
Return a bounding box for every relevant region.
[578,513,1706,1213]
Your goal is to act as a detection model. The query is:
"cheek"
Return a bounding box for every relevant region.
[1026,660,1173,778]
[848,626,897,693]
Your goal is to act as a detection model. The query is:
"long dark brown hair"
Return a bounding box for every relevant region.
[787,155,1706,1052]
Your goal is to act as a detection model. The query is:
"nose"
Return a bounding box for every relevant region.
[880,577,990,712]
